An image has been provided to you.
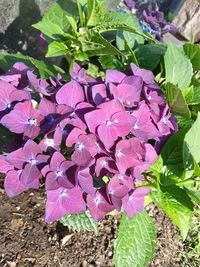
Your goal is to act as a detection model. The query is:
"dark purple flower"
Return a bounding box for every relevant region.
[87,188,114,221]
[131,101,160,140]
[38,33,47,48]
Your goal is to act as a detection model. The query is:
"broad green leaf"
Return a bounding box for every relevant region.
[184,188,200,203]
[114,212,157,267]
[0,53,33,71]
[165,82,191,118]
[184,43,200,71]
[151,185,193,239]
[164,43,193,90]
[176,116,194,129]
[115,14,144,50]
[29,58,66,80]
[33,0,78,41]
[80,30,122,56]
[183,113,200,171]
[0,53,66,80]
[76,0,87,26]
[95,12,154,41]
[134,44,166,70]
[187,86,200,105]
[98,55,123,70]
[60,211,98,233]
[160,129,188,177]
[46,41,68,57]
[87,0,106,26]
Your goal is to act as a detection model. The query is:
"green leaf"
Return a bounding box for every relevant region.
[60,211,98,233]
[160,129,188,177]
[151,185,193,239]
[184,188,200,203]
[33,0,78,41]
[98,55,123,70]
[95,12,153,41]
[187,86,200,105]
[87,0,106,26]
[134,44,166,70]
[0,53,66,80]
[164,43,193,90]
[183,113,200,170]
[0,53,33,71]
[176,116,194,129]
[114,212,157,267]
[165,82,191,118]
[29,58,66,80]
[46,41,68,57]
[115,14,144,51]
[76,0,87,26]
[80,30,122,56]
[183,43,200,71]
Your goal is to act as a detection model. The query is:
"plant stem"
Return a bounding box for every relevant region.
[176,178,200,186]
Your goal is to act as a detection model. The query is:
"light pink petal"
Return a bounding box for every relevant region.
[56,81,85,108]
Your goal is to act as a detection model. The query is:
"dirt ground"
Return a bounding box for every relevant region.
[0,174,190,267]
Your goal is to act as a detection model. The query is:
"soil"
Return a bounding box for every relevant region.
[0,174,187,267]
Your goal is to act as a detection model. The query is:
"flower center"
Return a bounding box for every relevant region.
[28,118,37,126]
[101,160,107,166]
[45,139,55,147]
[133,124,139,130]
[59,189,67,197]
[7,103,11,108]
[56,171,63,177]
[29,159,37,165]
[77,143,85,150]
[116,150,123,157]
[106,120,112,126]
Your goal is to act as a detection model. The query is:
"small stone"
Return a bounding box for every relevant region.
[61,234,73,246]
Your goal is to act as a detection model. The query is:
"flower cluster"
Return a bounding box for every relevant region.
[120,0,177,41]
[0,62,177,222]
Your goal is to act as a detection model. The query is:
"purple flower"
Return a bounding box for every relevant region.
[70,62,95,85]
[0,80,29,112]
[0,62,177,223]
[1,101,42,138]
[85,99,134,148]
[4,170,39,197]
[38,33,47,48]
[122,188,151,218]
[87,188,114,221]
[0,62,33,89]
[7,139,48,185]
[56,80,85,109]
[45,187,86,222]
[131,101,160,140]
[42,152,76,190]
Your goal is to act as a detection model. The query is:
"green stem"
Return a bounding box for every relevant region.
[143,173,156,188]
[134,184,156,189]
[176,178,200,186]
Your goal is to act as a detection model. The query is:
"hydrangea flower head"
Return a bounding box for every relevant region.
[0,62,177,222]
